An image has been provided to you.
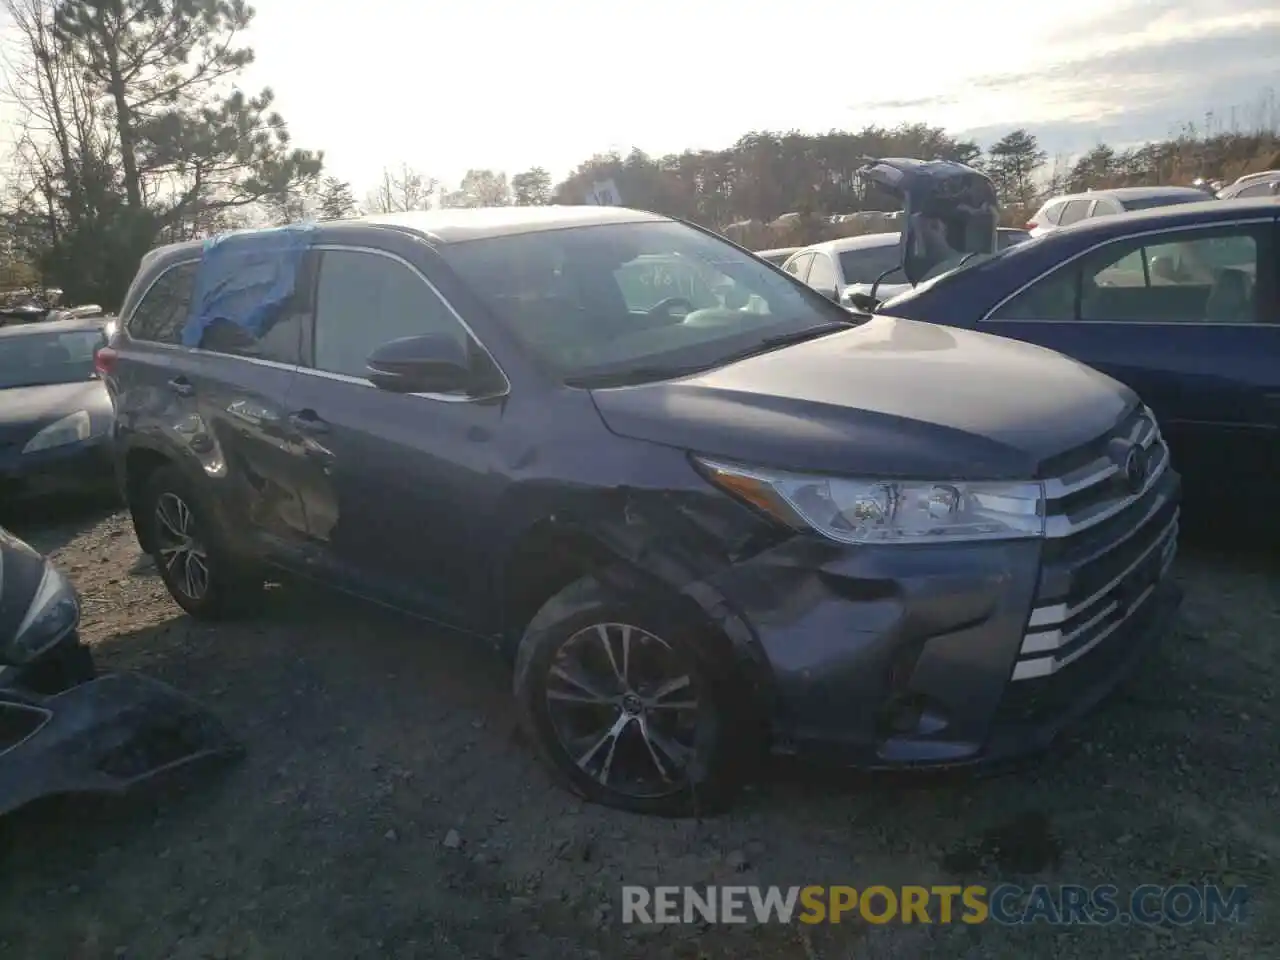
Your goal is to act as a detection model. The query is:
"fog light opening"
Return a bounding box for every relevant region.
[880,693,948,736]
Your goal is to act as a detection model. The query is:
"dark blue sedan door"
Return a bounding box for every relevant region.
[975,214,1280,507]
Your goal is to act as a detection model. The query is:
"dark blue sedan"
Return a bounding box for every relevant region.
[877,197,1280,521]
[0,318,117,505]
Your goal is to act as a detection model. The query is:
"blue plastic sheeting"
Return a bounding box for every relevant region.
[181,223,315,348]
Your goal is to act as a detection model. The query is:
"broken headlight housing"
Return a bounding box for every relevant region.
[696,457,1044,544]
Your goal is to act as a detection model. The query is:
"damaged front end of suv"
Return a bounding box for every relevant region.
[0,526,241,818]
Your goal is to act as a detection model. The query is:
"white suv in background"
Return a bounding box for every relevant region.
[1025,186,1209,236]
[1216,171,1280,200]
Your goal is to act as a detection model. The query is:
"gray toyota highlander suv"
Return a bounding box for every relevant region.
[98,206,1182,815]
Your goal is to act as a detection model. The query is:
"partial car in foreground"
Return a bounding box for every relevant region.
[1025,186,1210,237]
[782,228,1029,305]
[877,196,1279,523]
[0,526,239,817]
[103,206,1181,815]
[0,318,116,506]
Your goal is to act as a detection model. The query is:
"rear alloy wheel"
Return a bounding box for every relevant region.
[154,492,210,604]
[515,575,748,816]
[142,465,261,619]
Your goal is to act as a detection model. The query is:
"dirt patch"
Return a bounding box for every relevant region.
[0,506,1276,959]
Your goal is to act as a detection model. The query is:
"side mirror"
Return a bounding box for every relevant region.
[366,333,474,394]
[845,292,880,313]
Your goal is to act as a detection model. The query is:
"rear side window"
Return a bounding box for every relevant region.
[1089,198,1123,218]
[1235,182,1277,198]
[127,261,198,343]
[1040,201,1067,225]
[784,253,813,280]
[805,253,838,292]
[1057,200,1091,226]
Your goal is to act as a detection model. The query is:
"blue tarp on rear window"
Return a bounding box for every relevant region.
[181,223,315,348]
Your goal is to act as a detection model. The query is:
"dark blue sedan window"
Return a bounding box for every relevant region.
[991,224,1269,325]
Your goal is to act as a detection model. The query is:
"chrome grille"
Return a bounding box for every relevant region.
[1014,511,1177,681]
[1011,405,1178,683]
[1042,407,1169,539]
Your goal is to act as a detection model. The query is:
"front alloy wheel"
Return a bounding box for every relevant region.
[515,574,748,816]
[545,622,702,799]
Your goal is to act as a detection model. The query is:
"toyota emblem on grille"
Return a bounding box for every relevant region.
[1108,438,1150,494]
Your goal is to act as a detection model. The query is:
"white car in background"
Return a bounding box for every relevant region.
[782,229,1030,306]
[1215,170,1280,199]
[1024,186,1209,237]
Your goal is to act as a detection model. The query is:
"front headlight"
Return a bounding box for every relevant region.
[696,457,1045,544]
[22,410,93,453]
[6,564,80,664]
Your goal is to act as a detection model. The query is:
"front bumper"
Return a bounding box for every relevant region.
[0,434,115,502]
[709,466,1183,771]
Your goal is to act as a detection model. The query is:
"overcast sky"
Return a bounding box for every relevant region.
[5,1,1280,195]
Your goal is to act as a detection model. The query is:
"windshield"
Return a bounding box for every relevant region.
[440,221,852,383]
[0,329,105,389]
[613,254,722,311]
[838,244,902,284]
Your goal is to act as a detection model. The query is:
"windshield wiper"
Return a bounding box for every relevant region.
[564,364,717,388]
[714,321,852,365]
[564,322,853,389]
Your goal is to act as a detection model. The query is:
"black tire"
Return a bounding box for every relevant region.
[514,572,753,817]
[140,464,263,620]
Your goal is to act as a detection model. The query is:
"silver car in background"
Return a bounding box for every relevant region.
[1215,170,1280,200]
[781,229,1030,306]
[1025,186,1209,237]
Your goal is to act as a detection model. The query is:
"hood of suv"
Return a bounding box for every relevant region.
[589,315,1135,479]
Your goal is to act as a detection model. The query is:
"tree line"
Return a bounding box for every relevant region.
[2,0,1277,306]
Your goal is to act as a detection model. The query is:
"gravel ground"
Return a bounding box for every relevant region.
[0,502,1275,959]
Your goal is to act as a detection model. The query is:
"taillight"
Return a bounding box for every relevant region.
[1024,220,1037,230]
[94,346,118,377]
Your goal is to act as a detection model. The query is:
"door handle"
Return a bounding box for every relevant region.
[167,376,194,397]
[288,410,330,434]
